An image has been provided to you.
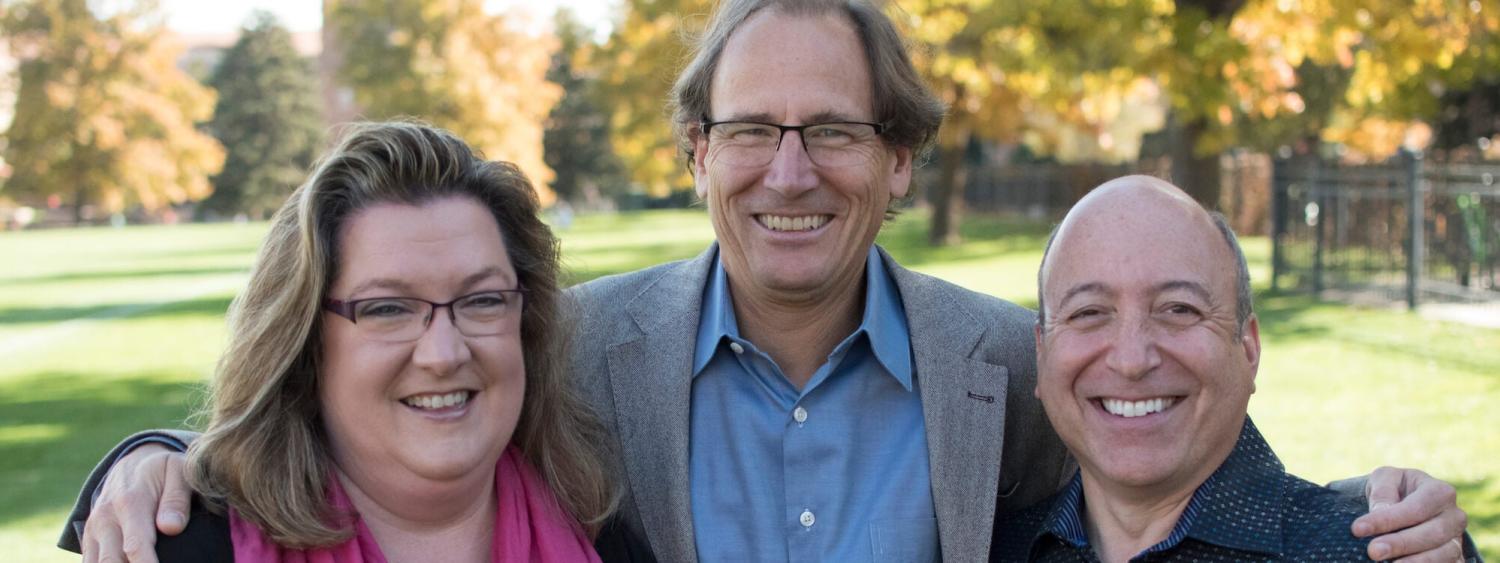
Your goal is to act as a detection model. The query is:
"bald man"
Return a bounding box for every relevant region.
[992,176,1479,562]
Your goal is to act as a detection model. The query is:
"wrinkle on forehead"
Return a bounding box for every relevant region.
[1041,175,1233,314]
[709,10,874,124]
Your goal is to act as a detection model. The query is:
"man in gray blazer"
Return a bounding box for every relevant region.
[65,1,1471,562]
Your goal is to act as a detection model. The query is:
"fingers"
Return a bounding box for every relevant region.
[1354,467,1454,537]
[1360,481,1467,561]
[104,465,165,563]
[155,453,189,535]
[1388,537,1465,563]
[85,444,180,563]
[83,511,123,563]
[1363,466,1408,515]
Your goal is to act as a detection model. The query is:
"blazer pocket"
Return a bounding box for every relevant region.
[870,517,939,563]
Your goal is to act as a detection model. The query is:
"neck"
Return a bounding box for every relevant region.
[1079,475,1197,563]
[335,463,497,563]
[728,272,865,389]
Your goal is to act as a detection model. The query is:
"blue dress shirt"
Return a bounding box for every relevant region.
[688,246,939,562]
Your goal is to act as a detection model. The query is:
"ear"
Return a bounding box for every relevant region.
[888,145,913,199]
[694,135,710,199]
[1241,313,1262,392]
[1032,322,1044,399]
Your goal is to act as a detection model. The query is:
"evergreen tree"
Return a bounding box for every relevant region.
[201,11,323,219]
[543,10,624,205]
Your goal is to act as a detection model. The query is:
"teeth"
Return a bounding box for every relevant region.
[1102,397,1175,418]
[759,214,829,232]
[402,391,470,410]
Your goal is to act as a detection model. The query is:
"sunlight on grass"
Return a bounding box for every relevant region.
[2,210,1496,561]
[0,424,68,447]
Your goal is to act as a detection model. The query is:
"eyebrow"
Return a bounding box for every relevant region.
[1056,282,1109,311]
[1155,280,1213,303]
[345,266,514,298]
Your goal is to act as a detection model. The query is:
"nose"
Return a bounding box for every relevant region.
[1104,317,1161,380]
[411,306,471,376]
[763,130,819,198]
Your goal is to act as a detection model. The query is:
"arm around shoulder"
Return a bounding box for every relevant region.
[58,429,201,553]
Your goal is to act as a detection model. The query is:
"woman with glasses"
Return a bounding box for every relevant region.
[150,121,635,561]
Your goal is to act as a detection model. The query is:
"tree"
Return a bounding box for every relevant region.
[1,0,224,222]
[589,0,711,197]
[906,0,1165,244]
[325,0,560,203]
[543,9,625,205]
[199,11,323,219]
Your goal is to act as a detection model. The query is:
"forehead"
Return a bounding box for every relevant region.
[710,9,874,122]
[333,197,514,291]
[1045,205,1232,299]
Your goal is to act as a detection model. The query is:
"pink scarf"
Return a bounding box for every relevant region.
[229,446,601,563]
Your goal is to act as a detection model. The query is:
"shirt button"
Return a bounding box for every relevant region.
[799,510,815,528]
[792,406,808,423]
[729,342,745,354]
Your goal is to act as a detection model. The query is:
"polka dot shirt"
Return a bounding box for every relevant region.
[990,418,1375,562]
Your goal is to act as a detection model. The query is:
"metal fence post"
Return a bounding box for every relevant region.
[1311,156,1325,297]
[1271,157,1287,292]
[1404,149,1424,310]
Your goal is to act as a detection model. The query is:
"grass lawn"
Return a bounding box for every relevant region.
[2,209,1496,561]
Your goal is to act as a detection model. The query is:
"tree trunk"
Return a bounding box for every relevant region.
[73,182,88,225]
[1168,113,1222,210]
[928,129,971,247]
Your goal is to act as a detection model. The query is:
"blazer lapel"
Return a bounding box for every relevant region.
[886,251,1011,563]
[606,246,716,563]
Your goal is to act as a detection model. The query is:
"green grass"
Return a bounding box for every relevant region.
[2,209,1496,561]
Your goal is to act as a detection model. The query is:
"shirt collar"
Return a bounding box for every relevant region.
[1036,418,1284,558]
[691,246,914,390]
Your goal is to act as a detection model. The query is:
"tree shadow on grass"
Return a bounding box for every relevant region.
[0,266,249,287]
[0,295,235,325]
[1255,291,1500,375]
[0,371,207,529]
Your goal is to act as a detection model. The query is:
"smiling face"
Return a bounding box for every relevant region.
[1036,178,1260,499]
[694,8,912,300]
[318,196,524,488]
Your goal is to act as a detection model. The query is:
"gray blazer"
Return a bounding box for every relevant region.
[566,245,1074,563]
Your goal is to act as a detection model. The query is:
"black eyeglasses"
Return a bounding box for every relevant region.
[700,117,886,168]
[323,289,527,342]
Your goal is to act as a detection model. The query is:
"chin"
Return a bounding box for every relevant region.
[402,443,502,480]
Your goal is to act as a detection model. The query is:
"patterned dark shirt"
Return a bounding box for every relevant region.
[991,418,1373,562]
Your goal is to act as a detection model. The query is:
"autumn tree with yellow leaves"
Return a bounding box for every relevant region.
[588,0,1495,243]
[588,0,711,197]
[1,0,224,223]
[325,0,561,203]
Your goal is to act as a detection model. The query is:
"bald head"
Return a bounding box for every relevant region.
[1036,175,1253,332]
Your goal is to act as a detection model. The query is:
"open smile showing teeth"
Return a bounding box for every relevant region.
[757,214,830,232]
[401,391,471,410]
[1100,397,1177,418]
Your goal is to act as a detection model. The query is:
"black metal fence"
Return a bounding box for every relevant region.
[948,153,1271,236]
[1270,152,1500,311]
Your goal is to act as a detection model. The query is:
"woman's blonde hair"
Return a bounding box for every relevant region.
[186,120,616,547]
